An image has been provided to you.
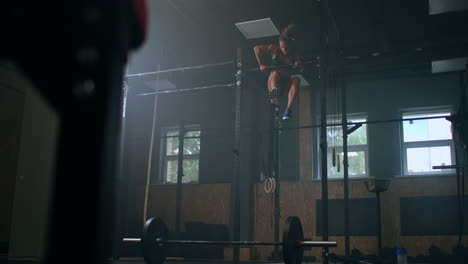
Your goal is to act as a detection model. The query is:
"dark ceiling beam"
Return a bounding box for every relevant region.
[342,44,468,80]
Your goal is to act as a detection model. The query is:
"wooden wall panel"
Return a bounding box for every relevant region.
[380,176,468,252]
[299,86,313,181]
[253,176,468,261]
[147,184,231,232]
[128,178,468,261]
[0,88,24,245]
[253,180,375,260]
[0,62,25,247]
[8,79,59,259]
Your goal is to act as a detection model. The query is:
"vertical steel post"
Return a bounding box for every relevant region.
[273,100,281,260]
[319,1,330,263]
[341,67,351,259]
[376,191,383,257]
[175,125,185,237]
[231,48,243,264]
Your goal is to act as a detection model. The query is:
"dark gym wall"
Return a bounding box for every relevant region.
[147,184,232,230]
[119,67,303,249]
[346,71,460,178]
[0,61,59,259]
[0,61,25,253]
[311,70,461,179]
[466,64,468,110]
[465,65,468,145]
[119,0,310,241]
[275,69,466,261]
[119,80,238,240]
[123,85,237,185]
[119,59,464,260]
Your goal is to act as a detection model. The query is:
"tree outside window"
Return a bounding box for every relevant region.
[326,117,368,178]
[161,126,201,183]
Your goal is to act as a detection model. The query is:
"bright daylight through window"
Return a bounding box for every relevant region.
[327,118,368,178]
[402,112,454,175]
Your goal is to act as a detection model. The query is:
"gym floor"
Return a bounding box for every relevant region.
[114,261,311,264]
[0,260,319,264]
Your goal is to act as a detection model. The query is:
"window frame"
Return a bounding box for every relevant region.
[326,115,369,179]
[400,110,455,176]
[160,125,201,184]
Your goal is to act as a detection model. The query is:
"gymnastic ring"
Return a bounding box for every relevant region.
[270,177,276,193]
[264,178,274,193]
[264,178,272,193]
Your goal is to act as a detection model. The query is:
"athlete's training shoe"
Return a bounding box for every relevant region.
[282,108,292,120]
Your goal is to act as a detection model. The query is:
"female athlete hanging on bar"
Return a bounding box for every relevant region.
[254,24,303,120]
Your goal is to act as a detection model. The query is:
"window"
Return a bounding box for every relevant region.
[160,125,201,183]
[326,117,368,178]
[401,112,454,175]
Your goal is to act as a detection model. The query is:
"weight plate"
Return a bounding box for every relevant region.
[142,218,168,264]
[282,216,304,264]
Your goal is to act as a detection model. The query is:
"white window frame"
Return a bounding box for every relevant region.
[160,125,201,183]
[326,115,369,178]
[400,110,455,176]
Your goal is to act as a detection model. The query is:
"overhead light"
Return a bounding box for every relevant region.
[431,57,467,73]
[415,47,423,51]
[346,55,360,60]
[371,52,380,57]
[429,0,468,15]
[235,18,280,39]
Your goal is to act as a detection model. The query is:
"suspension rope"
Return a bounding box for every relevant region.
[143,64,161,225]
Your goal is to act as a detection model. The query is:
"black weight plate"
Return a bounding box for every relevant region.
[142,218,168,264]
[282,216,304,264]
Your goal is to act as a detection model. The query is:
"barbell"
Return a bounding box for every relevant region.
[123,216,337,264]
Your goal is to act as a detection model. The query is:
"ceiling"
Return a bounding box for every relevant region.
[128,0,468,82]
